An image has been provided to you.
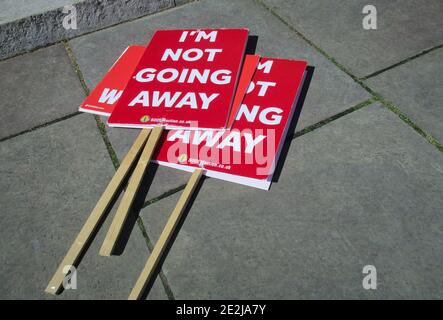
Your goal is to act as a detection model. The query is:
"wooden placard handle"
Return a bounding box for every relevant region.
[128,168,204,300]
[99,126,164,257]
[45,129,151,295]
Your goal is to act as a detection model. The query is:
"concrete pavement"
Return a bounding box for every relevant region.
[0,0,442,299]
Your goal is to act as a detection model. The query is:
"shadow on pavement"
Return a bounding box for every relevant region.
[272,65,315,184]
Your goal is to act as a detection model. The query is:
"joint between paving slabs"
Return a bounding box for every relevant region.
[0,111,81,143]
[63,39,177,300]
[292,98,375,139]
[137,218,176,300]
[256,0,443,154]
[142,183,188,208]
[377,98,443,153]
[63,40,121,169]
[361,44,443,80]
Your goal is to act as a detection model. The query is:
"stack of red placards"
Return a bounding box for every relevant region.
[80,28,307,189]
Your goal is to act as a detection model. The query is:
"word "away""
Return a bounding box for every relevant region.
[97,88,219,110]
[129,91,219,109]
[168,130,266,154]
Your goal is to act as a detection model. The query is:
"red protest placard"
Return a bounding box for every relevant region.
[227,54,260,128]
[107,28,249,130]
[79,45,145,116]
[153,57,308,190]
[80,49,258,123]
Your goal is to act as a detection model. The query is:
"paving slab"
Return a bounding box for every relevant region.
[0,114,166,299]
[366,47,443,144]
[261,0,443,78]
[140,103,443,299]
[69,0,370,200]
[0,43,85,140]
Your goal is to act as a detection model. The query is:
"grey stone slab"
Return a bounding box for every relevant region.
[261,0,443,78]
[0,44,85,140]
[0,114,166,299]
[366,47,443,144]
[140,103,443,299]
[70,0,369,200]
[0,0,175,60]
[0,0,78,24]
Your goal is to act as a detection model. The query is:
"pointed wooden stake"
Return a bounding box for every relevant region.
[128,168,204,300]
[99,126,164,257]
[45,129,151,295]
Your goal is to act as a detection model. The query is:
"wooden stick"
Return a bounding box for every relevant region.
[45,129,151,295]
[99,126,164,256]
[128,168,204,300]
